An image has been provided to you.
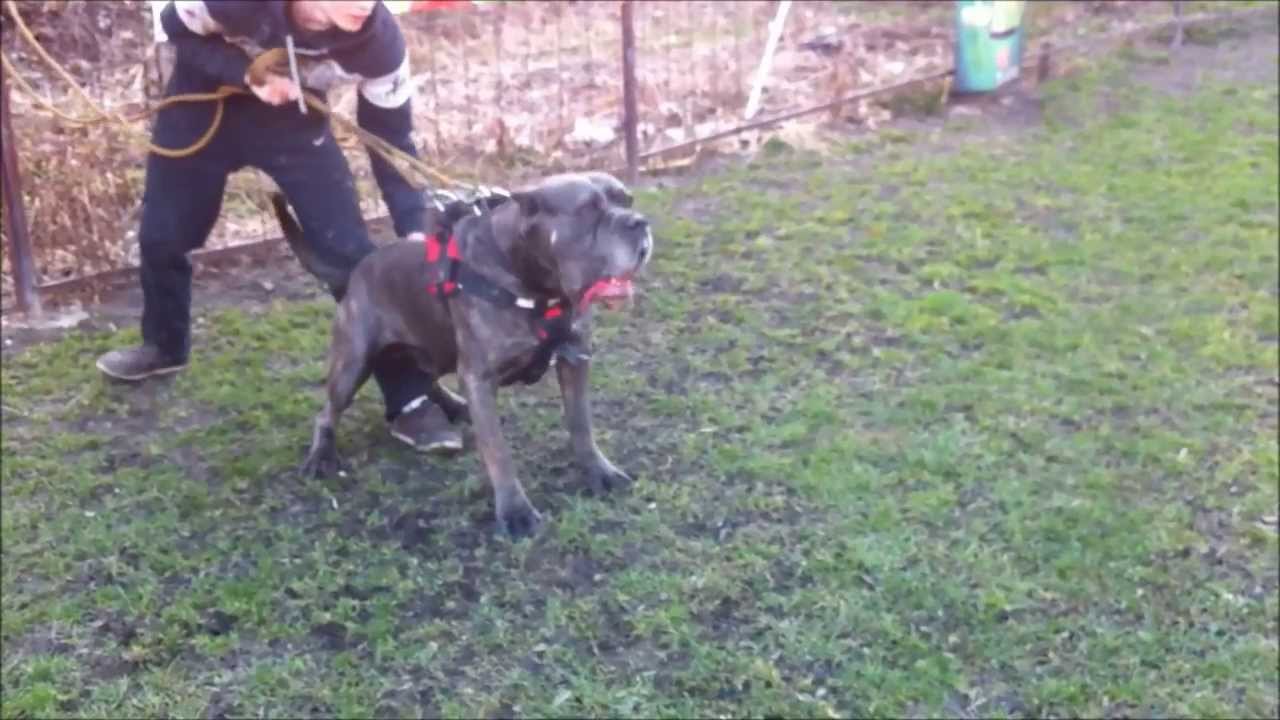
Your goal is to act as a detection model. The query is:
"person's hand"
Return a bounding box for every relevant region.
[246,71,300,106]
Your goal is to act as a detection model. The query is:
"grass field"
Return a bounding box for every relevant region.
[2,19,1277,719]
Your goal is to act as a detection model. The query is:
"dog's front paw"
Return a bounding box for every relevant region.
[496,490,543,541]
[583,456,633,495]
[300,444,344,479]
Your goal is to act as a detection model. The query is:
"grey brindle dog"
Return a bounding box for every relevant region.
[272,172,653,538]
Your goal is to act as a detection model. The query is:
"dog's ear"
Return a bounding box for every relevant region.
[586,173,633,208]
[604,185,633,208]
[511,191,541,216]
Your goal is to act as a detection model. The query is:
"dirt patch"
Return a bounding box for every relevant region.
[1140,11,1280,91]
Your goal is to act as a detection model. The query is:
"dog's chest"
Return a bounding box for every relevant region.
[464,304,583,387]
[498,347,553,386]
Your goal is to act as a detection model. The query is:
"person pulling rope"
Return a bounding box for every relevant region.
[5,0,474,453]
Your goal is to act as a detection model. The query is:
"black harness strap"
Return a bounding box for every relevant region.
[423,226,587,384]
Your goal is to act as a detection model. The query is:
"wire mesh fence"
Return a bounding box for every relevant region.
[2,0,1195,311]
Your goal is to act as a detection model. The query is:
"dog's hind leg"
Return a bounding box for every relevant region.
[301,316,375,478]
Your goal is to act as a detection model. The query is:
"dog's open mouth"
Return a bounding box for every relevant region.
[581,276,634,310]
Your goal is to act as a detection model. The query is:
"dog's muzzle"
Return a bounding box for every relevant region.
[617,212,653,266]
[639,226,654,265]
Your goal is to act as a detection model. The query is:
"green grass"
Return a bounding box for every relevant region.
[4,27,1278,719]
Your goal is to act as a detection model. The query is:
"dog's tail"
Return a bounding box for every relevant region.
[270,193,350,296]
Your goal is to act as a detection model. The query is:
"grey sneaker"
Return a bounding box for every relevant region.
[389,400,463,454]
[96,345,188,381]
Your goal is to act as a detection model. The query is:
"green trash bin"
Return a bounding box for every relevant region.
[954,1,1027,94]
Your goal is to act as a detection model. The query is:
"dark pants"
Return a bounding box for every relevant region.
[138,81,428,420]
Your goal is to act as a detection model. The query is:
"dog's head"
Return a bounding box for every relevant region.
[504,172,652,310]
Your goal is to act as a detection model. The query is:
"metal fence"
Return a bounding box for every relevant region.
[0,0,1210,314]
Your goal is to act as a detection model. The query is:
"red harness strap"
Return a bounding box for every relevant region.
[424,233,461,296]
[535,305,564,340]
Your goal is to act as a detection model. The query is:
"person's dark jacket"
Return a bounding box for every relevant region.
[158,0,426,236]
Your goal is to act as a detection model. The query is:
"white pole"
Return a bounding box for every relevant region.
[743,0,792,121]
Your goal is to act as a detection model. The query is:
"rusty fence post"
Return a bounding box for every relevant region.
[620,0,639,184]
[1,57,42,315]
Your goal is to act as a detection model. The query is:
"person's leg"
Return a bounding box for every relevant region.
[254,119,460,452]
[97,106,232,380]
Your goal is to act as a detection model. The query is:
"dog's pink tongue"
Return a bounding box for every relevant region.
[582,277,634,309]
